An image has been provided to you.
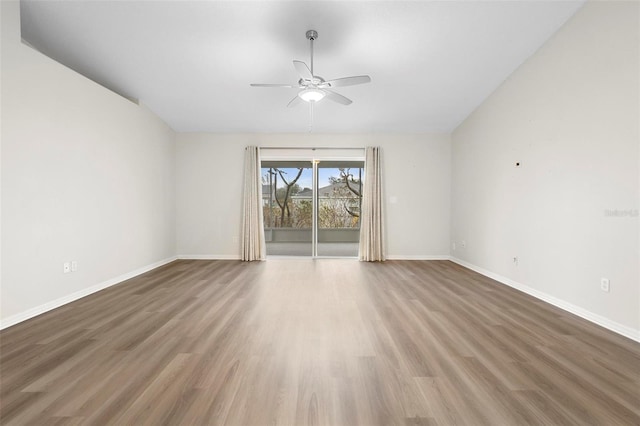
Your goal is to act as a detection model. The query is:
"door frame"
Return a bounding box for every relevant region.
[260,150,365,258]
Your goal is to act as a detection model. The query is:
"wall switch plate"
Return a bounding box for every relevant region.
[63,262,71,273]
[71,261,78,272]
[600,278,610,292]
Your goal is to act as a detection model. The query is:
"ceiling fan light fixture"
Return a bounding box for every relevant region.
[298,88,325,102]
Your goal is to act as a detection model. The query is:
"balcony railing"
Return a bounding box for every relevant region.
[264,227,360,243]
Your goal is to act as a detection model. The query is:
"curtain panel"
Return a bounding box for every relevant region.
[241,146,266,261]
[359,146,385,261]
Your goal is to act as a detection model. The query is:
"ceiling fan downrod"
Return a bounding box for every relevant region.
[306,30,318,75]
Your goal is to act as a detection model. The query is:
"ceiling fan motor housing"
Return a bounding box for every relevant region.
[306,30,318,41]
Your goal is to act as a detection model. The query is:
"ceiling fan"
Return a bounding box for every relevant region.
[250,30,371,107]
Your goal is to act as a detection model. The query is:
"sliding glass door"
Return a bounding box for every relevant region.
[261,160,363,257]
[316,161,363,257]
[261,161,313,256]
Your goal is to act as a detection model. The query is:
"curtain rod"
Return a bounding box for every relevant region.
[257,147,365,150]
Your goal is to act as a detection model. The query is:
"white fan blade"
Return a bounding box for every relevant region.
[251,83,296,88]
[324,89,352,105]
[321,75,371,88]
[287,95,303,108]
[293,60,313,80]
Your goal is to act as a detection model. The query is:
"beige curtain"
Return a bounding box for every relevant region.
[359,146,385,261]
[241,146,266,261]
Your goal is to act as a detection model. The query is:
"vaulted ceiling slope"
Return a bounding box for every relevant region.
[20,0,585,133]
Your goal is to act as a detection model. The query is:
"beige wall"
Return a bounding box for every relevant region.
[176,133,451,258]
[1,1,176,325]
[451,0,639,338]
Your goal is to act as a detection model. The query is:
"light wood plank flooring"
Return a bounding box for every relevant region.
[1,259,639,425]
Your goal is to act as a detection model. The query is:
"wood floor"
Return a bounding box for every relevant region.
[1,259,639,425]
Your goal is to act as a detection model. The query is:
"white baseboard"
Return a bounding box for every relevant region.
[449,257,640,343]
[178,254,450,261]
[0,256,178,330]
[386,255,451,260]
[177,254,241,260]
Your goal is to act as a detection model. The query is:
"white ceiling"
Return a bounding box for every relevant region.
[20,0,585,133]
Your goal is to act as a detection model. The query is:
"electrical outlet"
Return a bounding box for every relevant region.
[63,262,71,273]
[513,257,519,266]
[461,240,466,249]
[600,278,610,293]
[71,261,78,272]
[452,242,456,251]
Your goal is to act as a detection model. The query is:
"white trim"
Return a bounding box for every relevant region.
[177,254,242,260]
[181,254,450,261]
[449,257,640,343]
[259,147,365,162]
[386,254,451,260]
[0,256,178,330]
